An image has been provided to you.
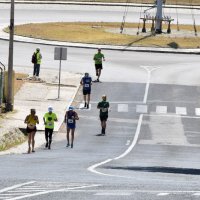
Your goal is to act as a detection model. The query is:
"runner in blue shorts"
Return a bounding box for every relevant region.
[64,106,79,148]
[80,72,92,109]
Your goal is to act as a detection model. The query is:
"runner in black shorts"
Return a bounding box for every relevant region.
[93,48,105,82]
[80,73,92,109]
[97,95,110,136]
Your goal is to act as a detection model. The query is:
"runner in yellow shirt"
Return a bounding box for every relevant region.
[24,109,39,153]
[43,106,58,149]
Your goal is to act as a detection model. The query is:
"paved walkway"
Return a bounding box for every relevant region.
[0,68,81,155]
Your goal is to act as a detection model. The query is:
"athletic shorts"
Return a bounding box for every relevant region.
[95,64,103,70]
[26,126,36,133]
[67,124,76,129]
[83,89,91,95]
[100,115,108,122]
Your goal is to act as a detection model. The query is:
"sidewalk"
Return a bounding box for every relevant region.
[0,68,82,155]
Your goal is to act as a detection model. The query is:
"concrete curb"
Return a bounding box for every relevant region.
[0,1,200,10]
[1,33,200,55]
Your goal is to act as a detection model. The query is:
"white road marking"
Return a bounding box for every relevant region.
[94,192,131,196]
[0,182,35,194]
[195,108,200,116]
[88,66,159,177]
[156,106,167,114]
[193,193,200,196]
[157,193,169,196]
[136,105,148,113]
[6,184,101,200]
[114,114,143,160]
[126,140,130,146]
[176,107,187,115]
[117,104,128,112]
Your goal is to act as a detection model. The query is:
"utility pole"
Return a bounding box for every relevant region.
[6,0,15,111]
[155,0,163,34]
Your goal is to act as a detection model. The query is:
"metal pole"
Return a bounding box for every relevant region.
[6,0,15,111]
[155,0,163,34]
[58,48,62,99]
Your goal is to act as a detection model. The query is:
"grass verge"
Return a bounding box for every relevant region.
[6,22,200,49]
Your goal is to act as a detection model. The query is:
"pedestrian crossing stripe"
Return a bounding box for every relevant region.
[156,106,167,114]
[78,103,200,116]
[176,107,187,115]
[118,104,128,112]
[195,108,200,116]
[136,105,148,113]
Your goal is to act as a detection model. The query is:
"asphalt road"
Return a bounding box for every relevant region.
[0,3,200,200]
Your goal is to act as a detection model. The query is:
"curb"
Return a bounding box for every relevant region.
[1,35,200,55]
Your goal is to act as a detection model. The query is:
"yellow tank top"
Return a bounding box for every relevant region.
[27,115,38,125]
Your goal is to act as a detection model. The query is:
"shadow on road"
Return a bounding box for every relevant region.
[106,166,200,175]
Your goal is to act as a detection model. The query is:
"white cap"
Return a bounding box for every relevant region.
[48,106,53,112]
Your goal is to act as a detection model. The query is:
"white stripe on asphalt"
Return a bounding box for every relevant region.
[176,107,187,115]
[136,105,147,113]
[195,108,200,116]
[94,192,131,196]
[193,193,200,196]
[7,185,101,200]
[117,104,128,112]
[157,193,169,196]
[126,140,130,146]
[0,182,35,194]
[156,106,167,114]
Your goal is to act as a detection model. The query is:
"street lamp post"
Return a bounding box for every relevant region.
[6,0,15,111]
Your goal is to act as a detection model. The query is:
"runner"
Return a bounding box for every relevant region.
[24,109,39,153]
[64,106,79,148]
[93,48,105,82]
[97,95,110,136]
[80,72,92,109]
[43,106,58,149]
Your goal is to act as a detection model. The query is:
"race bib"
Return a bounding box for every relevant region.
[27,123,35,129]
[102,108,108,112]
[84,84,90,88]
[68,119,74,124]
[47,122,53,126]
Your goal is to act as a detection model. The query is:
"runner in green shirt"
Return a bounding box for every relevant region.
[97,95,109,136]
[43,106,58,149]
[93,48,105,82]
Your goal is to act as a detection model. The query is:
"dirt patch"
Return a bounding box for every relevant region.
[15,73,28,95]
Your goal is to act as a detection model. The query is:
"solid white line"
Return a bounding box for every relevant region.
[7,185,101,200]
[114,114,143,160]
[143,70,150,104]
[87,66,158,177]
[0,182,35,194]
[88,159,112,176]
